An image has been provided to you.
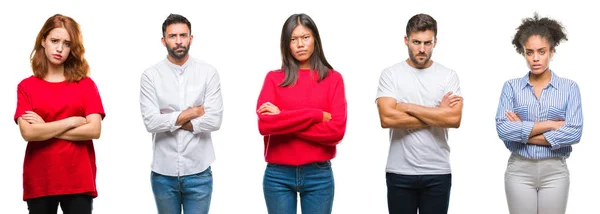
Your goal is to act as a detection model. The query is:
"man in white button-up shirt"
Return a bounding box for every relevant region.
[139,14,223,214]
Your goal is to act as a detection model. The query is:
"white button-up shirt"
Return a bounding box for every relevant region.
[140,57,223,176]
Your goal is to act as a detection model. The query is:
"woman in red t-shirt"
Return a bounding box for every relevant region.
[256,13,347,214]
[14,14,105,214]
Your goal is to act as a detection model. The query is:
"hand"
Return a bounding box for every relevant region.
[505,111,522,122]
[181,121,194,131]
[440,92,462,108]
[21,111,45,124]
[322,111,332,122]
[67,116,87,128]
[551,121,565,130]
[257,102,281,115]
[191,106,205,117]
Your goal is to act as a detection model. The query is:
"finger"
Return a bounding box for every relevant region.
[505,112,514,121]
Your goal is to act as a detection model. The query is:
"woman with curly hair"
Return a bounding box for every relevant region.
[14,14,105,214]
[495,13,583,214]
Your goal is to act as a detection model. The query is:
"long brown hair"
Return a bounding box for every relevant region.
[30,14,89,82]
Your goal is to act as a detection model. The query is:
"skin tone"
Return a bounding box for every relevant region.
[377,30,463,130]
[18,27,102,142]
[405,30,436,69]
[257,24,331,122]
[504,35,564,146]
[160,23,205,131]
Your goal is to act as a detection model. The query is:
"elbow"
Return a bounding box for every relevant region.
[449,117,461,128]
[380,117,392,129]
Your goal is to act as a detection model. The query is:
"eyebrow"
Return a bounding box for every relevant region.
[50,37,71,42]
[525,47,548,51]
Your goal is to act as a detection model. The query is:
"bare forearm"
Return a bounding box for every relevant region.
[56,123,100,141]
[405,104,461,128]
[19,118,73,142]
[381,110,429,130]
[176,110,197,126]
[529,121,555,138]
[528,134,550,146]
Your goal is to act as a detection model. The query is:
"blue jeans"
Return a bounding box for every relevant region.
[263,161,335,214]
[386,173,451,214]
[151,167,213,214]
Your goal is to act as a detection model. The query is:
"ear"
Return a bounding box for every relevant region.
[433,37,438,48]
[161,37,166,47]
[404,36,409,46]
[189,34,193,46]
[41,38,45,48]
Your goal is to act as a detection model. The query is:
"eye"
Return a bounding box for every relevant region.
[540,50,545,55]
[303,35,310,40]
[290,38,296,42]
[51,39,58,43]
[424,41,432,45]
[526,51,532,56]
[169,35,176,38]
[412,41,420,45]
[65,42,71,47]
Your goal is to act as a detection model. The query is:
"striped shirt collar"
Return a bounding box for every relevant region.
[520,70,560,90]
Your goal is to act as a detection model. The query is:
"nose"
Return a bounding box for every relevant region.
[419,44,425,53]
[532,53,540,62]
[176,36,183,44]
[56,43,63,52]
[297,38,305,48]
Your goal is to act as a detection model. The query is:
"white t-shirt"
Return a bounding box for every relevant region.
[376,61,461,175]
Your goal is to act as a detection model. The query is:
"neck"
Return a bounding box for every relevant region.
[299,61,311,70]
[45,63,66,82]
[406,59,434,69]
[167,54,189,66]
[529,68,552,85]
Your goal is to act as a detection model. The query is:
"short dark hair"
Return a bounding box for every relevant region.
[406,13,437,38]
[279,13,333,87]
[162,14,191,37]
[512,13,567,54]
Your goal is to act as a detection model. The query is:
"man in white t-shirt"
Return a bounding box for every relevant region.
[376,13,463,214]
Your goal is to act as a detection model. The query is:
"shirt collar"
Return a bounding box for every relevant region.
[164,56,191,74]
[520,70,560,89]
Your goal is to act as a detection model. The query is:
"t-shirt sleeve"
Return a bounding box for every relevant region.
[14,83,32,124]
[445,70,462,97]
[376,68,397,101]
[83,78,106,119]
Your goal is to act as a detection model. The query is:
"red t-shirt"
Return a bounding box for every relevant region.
[256,69,347,166]
[14,76,105,200]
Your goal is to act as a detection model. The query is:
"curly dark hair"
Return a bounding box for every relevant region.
[512,13,568,54]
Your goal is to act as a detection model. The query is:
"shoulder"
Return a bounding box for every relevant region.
[17,75,37,87]
[265,69,285,79]
[190,58,218,74]
[142,60,166,77]
[432,62,457,76]
[383,62,407,74]
[327,69,343,80]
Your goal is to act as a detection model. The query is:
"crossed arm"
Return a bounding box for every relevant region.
[18,111,102,142]
[377,92,463,130]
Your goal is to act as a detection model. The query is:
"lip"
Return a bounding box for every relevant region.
[52,54,62,59]
[532,64,542,69]
[296,50,307,55]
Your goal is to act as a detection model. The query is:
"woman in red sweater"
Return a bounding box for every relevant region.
[14,14,105,214]
[256,13,347,214]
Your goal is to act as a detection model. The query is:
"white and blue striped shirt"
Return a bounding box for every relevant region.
[495,71,583,159]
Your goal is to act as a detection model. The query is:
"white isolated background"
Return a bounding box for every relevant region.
[0,0,598,213]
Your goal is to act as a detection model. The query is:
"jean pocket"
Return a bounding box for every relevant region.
[314,161,331,169]
[193,167,213,177]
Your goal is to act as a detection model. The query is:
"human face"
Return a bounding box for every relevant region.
[41,27,71,66]
[162,23,193,60]
[289,24,315,69]
[523,35,554,75]
[404,30,436,69]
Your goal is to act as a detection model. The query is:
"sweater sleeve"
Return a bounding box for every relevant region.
[256,72,323,136]
[293,73,347,146]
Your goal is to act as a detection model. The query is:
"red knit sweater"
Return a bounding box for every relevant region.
[256,69,347,166]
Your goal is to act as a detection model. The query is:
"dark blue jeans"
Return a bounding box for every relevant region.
[386,173,451,214]
[263,161,335,214]
[151,167,213,214]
